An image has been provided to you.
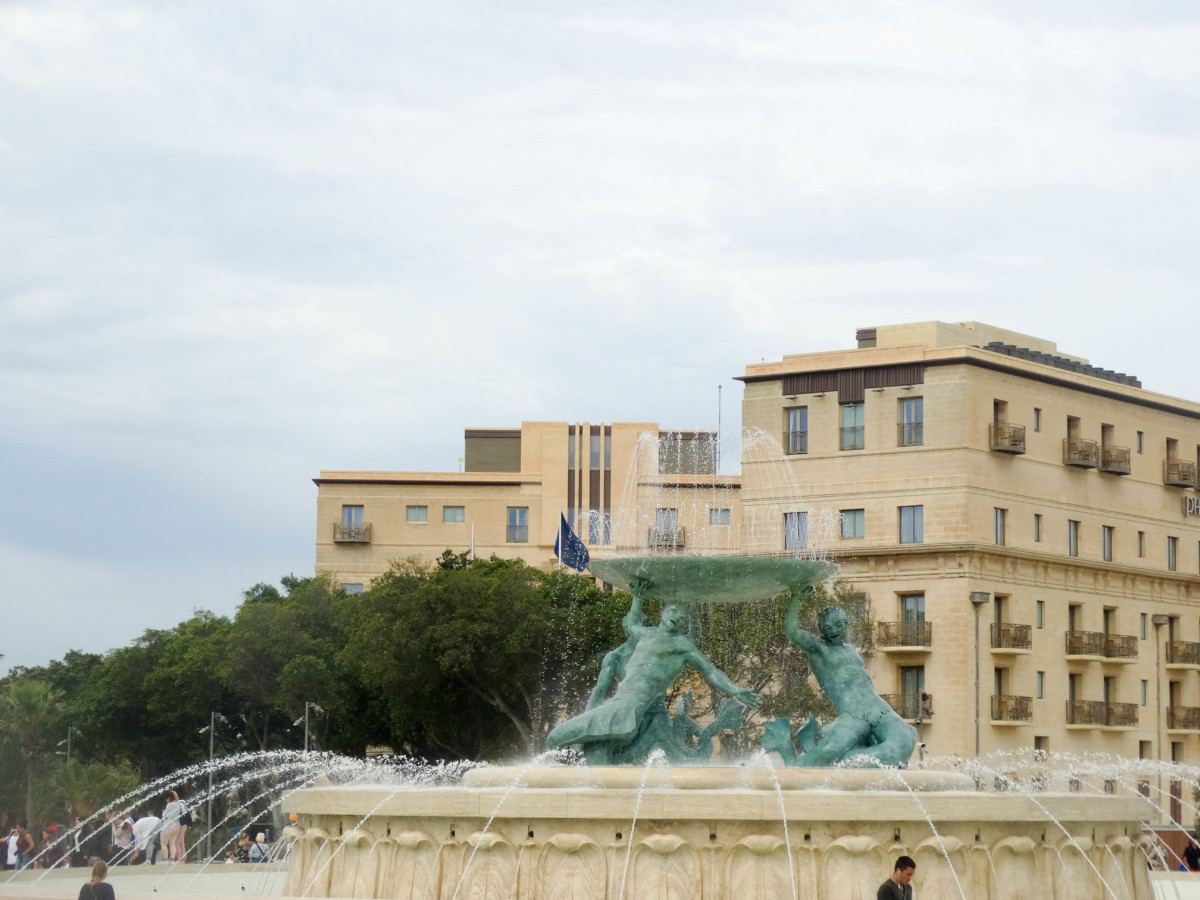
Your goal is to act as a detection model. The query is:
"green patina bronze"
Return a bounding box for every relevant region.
[586,555,836,606]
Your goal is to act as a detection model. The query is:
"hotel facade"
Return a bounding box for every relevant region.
[315,322,1200,771]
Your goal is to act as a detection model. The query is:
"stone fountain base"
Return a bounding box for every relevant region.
[282,766,1155,900]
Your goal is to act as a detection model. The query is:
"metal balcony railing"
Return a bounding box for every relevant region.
[1063,438,1099,468]
[991,694,1033,722]
[1164,459,1198,487]
[1065,630,1104,657]
[784,430,807,455]
[649,526,686,550]
[1166,641,1200,666]
[989,423,1026,454]
[882,692,933,720]
[877,621,932,649]
[1066,699,1107,726]
[333,523,372,543]
[1099,445,1131,475]
[1105,702,1138,728]
[1168,707,1200,731]
[840,426,864,451]
[1103,633,1138,660]
[991,622,1032,650]
[897,422,923,447]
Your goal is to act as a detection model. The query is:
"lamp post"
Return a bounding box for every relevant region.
[199,712,227,861]
[1152,614,1169,815]
[294,702,325,752]
[56,725,82,765]
[970,592,992,761]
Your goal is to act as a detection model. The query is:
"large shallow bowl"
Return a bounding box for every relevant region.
[586,555,835,604]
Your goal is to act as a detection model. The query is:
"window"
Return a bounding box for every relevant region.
[1034,514,1042,542]
[1102,525,1114,562]
[1137,431,1144,454]
[1037,671,1044,700]
[590,433,601,469]
[1033,408,1041,432]
[406,505,428,523]
[1138,531,1145,558]
[507,507,528,542]
[840,509,865,539]
[342,505,363,527]
[1036,600,1044,629]
[840,403,864,450]
[1067,520,1079,557]
[443,506,465,523]
[994,508,1006,546]
[588,509,600,544]
[709,508,732,526]
[784,511,808,550]
[655,507,678,536]
[1141,613,1147,639]
[900,665,925,711]
[901,593,925,623]
[341,583,364,594]
[785,407,808,455]
[899,505,924,544]
[1141,680,1148,706]
[899,397,923,446]
[1168,536,1178,571]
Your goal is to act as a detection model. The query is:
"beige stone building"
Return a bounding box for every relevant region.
[742,321,1200,769]
[314,421,741,590]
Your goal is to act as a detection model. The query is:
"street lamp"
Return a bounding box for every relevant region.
[292,702,325,752]
[199,712,228,861]
[970,592,992,761]
[55,726,83,765]
[1152,614,1169,814]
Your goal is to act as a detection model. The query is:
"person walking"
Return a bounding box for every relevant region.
[249,833,270,863]
[15,823,34,869]
[878,855,916,900]
[77,859,115,900]
[159,791,187,863]
[5,826,18,870]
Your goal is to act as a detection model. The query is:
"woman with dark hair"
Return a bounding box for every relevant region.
[78,859,115,900]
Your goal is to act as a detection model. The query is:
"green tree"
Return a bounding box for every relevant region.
[0,679,66,822]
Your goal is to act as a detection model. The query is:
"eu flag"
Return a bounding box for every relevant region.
[555,513,591,572]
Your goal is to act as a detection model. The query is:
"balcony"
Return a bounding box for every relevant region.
[1065,700,1138,728]
[1168,706,1200,732]
[989,423,1026,454]
[897,422,923,447]
[1065,630,1104,658]
[649,527,686,551]
[333,523,372,543]
[840,426,864,451]
[991,622,1032,652]
[991,694,1033,723]
[877,621,932,651]
[1166,640,1200,668]
[1063,438,1099,468]
[1102,633,1138,661]
[784,430,807,455]
[1099,445,1131,475]
[882,692,933,721]
[1164,459,1198,488]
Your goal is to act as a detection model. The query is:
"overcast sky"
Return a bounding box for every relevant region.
[4,1,1200,671]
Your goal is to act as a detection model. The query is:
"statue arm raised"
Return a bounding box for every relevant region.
[785,589,819,652]
[686,645,760,708]
[622,591,646,639]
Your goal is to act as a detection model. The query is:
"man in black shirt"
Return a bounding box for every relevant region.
[1184,838,1200,872]
[878,855,916,900]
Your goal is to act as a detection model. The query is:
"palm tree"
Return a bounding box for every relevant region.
[0,680,65,822]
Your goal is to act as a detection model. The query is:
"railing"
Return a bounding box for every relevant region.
[1065,630,1105,656]
[784,430,807,455]
[333,523,372,543]
[1099,445,1131,475]
[991,622,1032,650]
[1063,438,1099,468]
[1103,633,1138,660]
[507,525,529,543]
[1066,699,1107,726]
[840,426,864,451]
[1168,707,1200,731]
[877,621,932,649]
[1164,459,1198,487]
[989,423,1026,454]
[992,694,1033,722]
[897,422,923,447]
[882,693,933,720]
[1105,702,1138,728]
[1166,641,1200,666]
[649,526,686,550]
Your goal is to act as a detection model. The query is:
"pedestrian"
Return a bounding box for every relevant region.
[878,855,916,900]
[233,832,252,864]
[249,833,270,863]
[1185,837,1200,872]
[16,823,34,869]
[159,791,187,863]
[5,826,19,870]
[130,815,160,866]
[77,859,115,900]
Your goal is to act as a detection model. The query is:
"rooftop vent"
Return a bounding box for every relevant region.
[978,342,1140,388]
